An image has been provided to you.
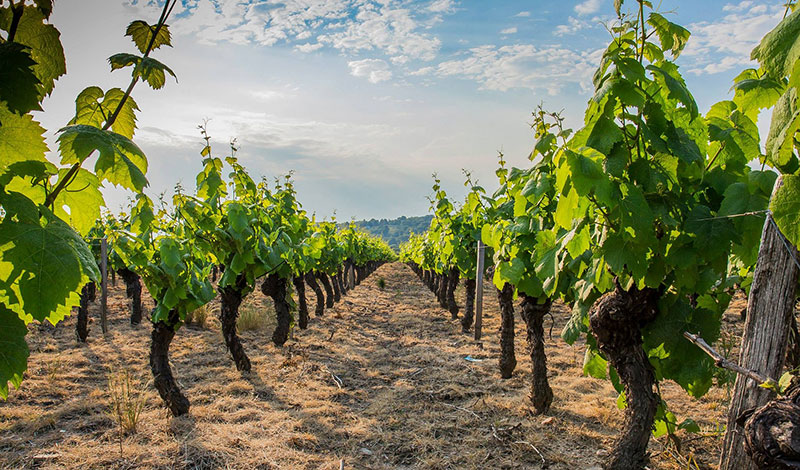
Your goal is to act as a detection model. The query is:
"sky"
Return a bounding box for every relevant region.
[38,0,787,221]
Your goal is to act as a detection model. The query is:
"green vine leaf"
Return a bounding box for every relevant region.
[57,125,148,192]
[765,87,800,172]
[70,87,140,139]
[770,174,800,247]
[0,5,66,99]
[51,169,103,237]
[0,43,42,115]
[648,13,690,58]
[136,57,177,90]
[647,64,699,118]
[732,69,786,121]
[0,304,28,400]
[126,20,172,54]
[0,195,99,324]
[0,104,49,172]
[751,8,800,79]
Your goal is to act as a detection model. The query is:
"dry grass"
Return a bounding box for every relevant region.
[0,262,746,470]
[186,304,210,329]
[107,367,148,435]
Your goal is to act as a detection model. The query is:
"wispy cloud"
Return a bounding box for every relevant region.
[433,44,602,94]
[683,2,782,75]
[348,58,393,83]
[555,16,588,36]
[317,5,441,61]
[500,27,518,35]
[515,11,531,18]
[574,0,603,16]
[129,0,449,63]
[428,0,456,13]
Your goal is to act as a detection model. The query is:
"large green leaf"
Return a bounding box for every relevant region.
[0,194,99,323]
[732,69,786,121]
[126,20,172,54]
[648,13,690,58]
[70,87,140,139]
[57,125,148,192]
[648,64,699,118]
[0,103,49,172]
[52,169,104,237]
[0,6,66,99]
[0,304,28,400]
[109,53,177,90]
[771,174,800,247]
[0,43,42,115]
[751,8,800,79]
[135,57,177,90]
[765,88,800,171]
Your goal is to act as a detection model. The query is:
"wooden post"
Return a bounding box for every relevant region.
[348,263,355,289]
[720,176,800,470]
[100,237,108,334]
[474,241,485,341]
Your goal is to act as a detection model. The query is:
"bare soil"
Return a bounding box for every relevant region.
[0,262,744,469]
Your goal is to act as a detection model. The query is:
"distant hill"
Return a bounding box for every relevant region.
[345,215,432,250]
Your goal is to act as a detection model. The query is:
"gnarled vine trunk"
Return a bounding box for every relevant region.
[305,272,325,317]
[739,381,800,469]
[337,266,347,295]
[461,278,475,333]
[519,294,553,414]
[150,310,190,416]
[118,268,143,325]
[787,314,800,371]
[590,285,660,470]
[437,272,448,309]
[331,272,342,302]
[76,282,95,342]
[317,272,334,308]
[262,274,292,346]
[293,275,309,329]
[446,267,459,318]
[218,273,251,372]
[498,283,516,379]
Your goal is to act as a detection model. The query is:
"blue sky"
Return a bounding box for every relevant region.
[41,0,786,220]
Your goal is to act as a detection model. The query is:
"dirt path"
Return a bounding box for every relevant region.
[1,262,734,469]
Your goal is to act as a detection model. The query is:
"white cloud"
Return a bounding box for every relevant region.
[428,0,456,13]
[684,3,783,75]
[318,5,442,61]
[574,0,603,16]
[722,1,753,12]
[129,0,448,62]
[296,42,324,53]
[515,11,531,18]
[348,58,393,83]
[434,44,601,94]
[409,66,435,76]
[251,89,289,101]
[555,16,588,36]
[500,27,517,35]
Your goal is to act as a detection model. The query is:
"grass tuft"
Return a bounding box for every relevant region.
[186,304,209,328]
[237,305,267,332]
[107,367,148,435]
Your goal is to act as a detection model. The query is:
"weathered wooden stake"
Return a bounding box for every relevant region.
[720,176,800,470]
[100,237,108,334]
[474,241,485,341]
